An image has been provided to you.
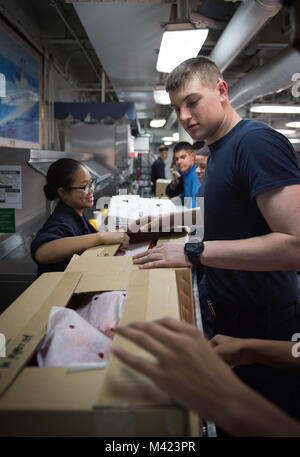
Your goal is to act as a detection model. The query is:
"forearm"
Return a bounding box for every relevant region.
[217,380,300,437]
[244,339,300,373]
[166,208,200,229]
[202,232,300,271]
[35,232,106,264]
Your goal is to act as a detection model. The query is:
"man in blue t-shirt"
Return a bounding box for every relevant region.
[166,141,200,208]
[130,55,300,422]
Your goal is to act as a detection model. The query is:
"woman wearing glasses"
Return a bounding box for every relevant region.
[31,158,129,276]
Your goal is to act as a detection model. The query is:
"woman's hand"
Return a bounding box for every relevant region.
[101,231,130,249]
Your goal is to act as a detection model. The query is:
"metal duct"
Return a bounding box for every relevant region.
[229,46,300,109]
[209,0,281,72]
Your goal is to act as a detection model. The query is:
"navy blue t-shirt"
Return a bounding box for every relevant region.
[203,119,300,311]
[31,200,97,276]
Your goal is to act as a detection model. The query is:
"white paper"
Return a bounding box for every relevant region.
[0,165,22,209]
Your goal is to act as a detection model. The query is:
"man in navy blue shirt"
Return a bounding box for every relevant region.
[151,145,169,195]
[128,56,300,423]
[133,57,300,341]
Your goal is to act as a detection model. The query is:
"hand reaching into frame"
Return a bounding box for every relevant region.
[112,317,300,437]
[210,334,256,368]
[112,318,246,424]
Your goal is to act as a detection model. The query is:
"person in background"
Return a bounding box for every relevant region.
[31,158,129,276]
[166,141,200,208]
[150,145,169,195]
[195,145,209,188]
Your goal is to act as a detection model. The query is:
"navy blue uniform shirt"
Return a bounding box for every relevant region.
[203,119,300,313]
[151,156,165,194]
[31,200,97,276]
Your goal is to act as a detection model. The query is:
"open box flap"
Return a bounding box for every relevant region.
[94,268,181,409]
[0,272,82,397]
[0,272,64,342]
[70,256,139,293]
[66,243,121,272]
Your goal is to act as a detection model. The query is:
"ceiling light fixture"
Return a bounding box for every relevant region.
[153,88,170,105]
[289,138,300,144]
[156,25,209,73]
[162,136,177,142]
[250,104,300,114]
[286,121,300,128]
[149,118,166,128]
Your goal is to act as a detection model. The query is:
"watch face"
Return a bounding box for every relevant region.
[187,243,201,254]
[184,242,204,266]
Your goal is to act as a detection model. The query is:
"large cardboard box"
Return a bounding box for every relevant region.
[0,242,197,437]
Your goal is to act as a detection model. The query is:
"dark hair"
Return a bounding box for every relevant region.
[44,158,84,201]
[193,141,205,150]
[173,141,194,155]
[159,145,169,153]
[196,145,210,157]
[166,56,223,93]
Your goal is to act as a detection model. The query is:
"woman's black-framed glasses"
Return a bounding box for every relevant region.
[68,178,97,194]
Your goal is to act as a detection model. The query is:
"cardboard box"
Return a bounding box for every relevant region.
[0,244,198,437]
[155,179,171,198]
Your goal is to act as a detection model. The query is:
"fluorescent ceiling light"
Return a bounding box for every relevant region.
[156,28,209,73]
[286,121,300,128]
[172,132,179,141]
[276,129,296,135]
[250,104,300,114]
[150,118,166,128]
[153,89,170,105]
[290,138,300,144]
[164,141,173,145]
[162,136,177,142]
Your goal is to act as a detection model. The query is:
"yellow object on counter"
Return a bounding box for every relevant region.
[89,218,97,229]
[100,208,108,218]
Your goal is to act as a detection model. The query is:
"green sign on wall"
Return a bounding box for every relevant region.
[0,208,15,233]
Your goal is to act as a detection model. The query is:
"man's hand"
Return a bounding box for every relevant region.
[132,242,190,269]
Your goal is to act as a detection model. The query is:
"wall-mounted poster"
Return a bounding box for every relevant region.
[0,19,43,149]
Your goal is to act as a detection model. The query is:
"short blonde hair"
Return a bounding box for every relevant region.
[166,56,223,93]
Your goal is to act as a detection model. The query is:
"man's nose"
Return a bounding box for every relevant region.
[178,106,191,122]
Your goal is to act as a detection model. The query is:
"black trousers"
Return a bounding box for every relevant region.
[197,277,300,431]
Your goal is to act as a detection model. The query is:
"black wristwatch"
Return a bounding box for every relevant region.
[184,239,205,267]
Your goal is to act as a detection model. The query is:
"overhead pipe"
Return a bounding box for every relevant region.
[49,0,103,84]
[209,0,282,72]
[165,0,282,131]
[229,46,300,109]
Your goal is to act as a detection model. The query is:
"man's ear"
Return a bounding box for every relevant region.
[218,80,228,102]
